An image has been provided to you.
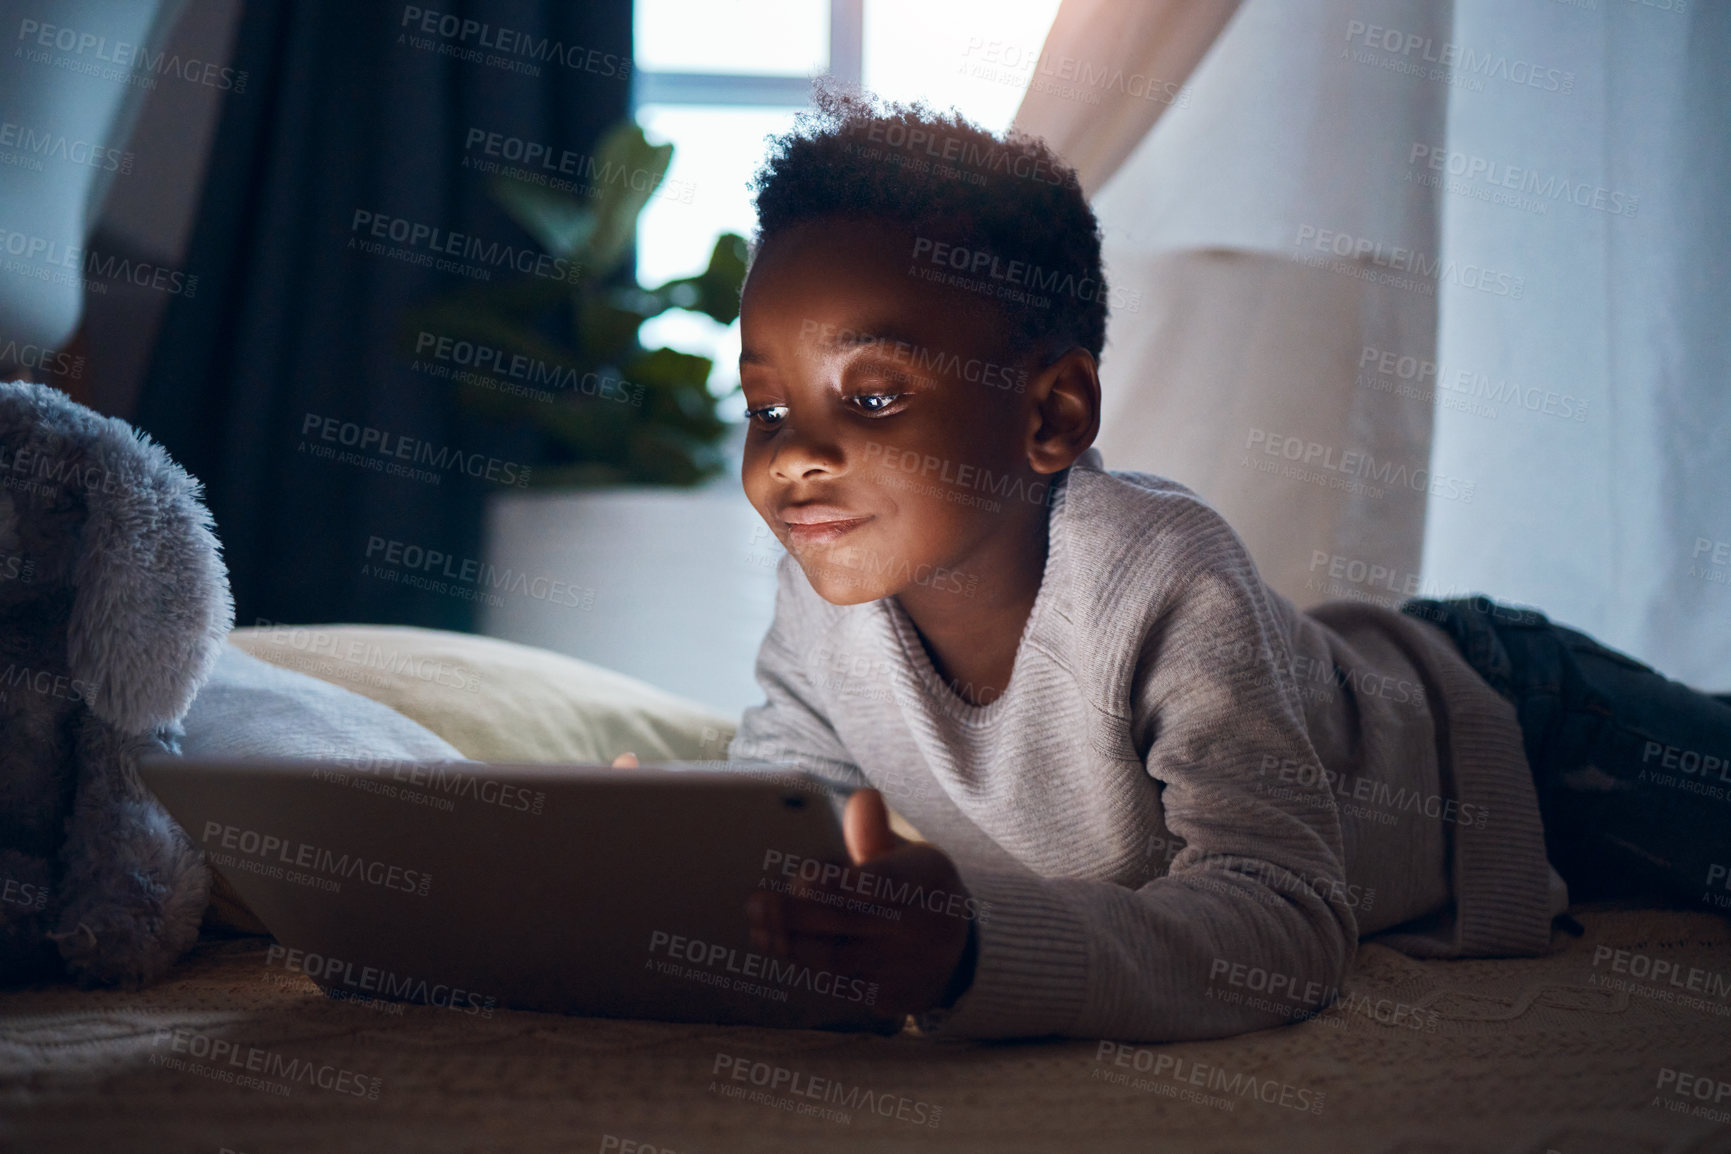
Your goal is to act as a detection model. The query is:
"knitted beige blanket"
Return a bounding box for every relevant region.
[3,905,1728,1153]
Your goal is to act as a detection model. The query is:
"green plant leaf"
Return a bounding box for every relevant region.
[489,178,597,261]
[582,122,674,278]
[410,116,738,488]
[648,233,749,325]
[629,346,715,391]
[577,296,655,365]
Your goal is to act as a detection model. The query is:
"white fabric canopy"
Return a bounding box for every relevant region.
[1015,0,1730,685]
[1424,0,1731,687]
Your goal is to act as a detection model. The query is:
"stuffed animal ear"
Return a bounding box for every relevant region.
[66,416,234,735]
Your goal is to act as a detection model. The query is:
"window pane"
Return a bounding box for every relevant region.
[863,0,1065,133]
[635,0,828,76]
[634,105,796,283]
[635,105,801,405]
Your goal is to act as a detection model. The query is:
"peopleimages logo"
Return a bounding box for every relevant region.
[0,663,97,705]
[0,443,131,501]
[200,821,432,896]
[1,874,49,912]
[1653,1068,1731,1125]
[710,1053,943,1127]
[398,6,630,78]
[150,1027,379,1099]
[910,237,1104,305]
[250,618,482,694]
[412,333,644,404]
[797,320,1027,393]
[1094,1042,1325,1113]
[1357,345,1588,423]
[1407,143,1637,217]
[0,338,82,379]
[959,36,1188,108]
[1257,755,1485,828]
[1342,20,1574,94]
[363,536,594,609]
[864,441,1055,508]
[300,413,532,487]
[14,17,249,91]
[856,120,1077,188]
[647,930,878,1006]
[0,119,132,173]
[1245,427,1476,503]
[1591,945,1731,999]
[760,849,990,923]
[1292,225,1524,299]
[348,210,582,283]
[0,225,197,297]
[316,754,547,817]
[266,945,497,1017]
[462,128,694,204]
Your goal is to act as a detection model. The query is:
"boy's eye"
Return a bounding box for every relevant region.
[745,394,904,426]
[744,404,788,426]
[850,392,904,414]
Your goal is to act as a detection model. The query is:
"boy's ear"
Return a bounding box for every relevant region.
[68,427,235,734]
[1025,346,1101,475]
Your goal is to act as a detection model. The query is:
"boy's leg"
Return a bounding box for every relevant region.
[1402,596,1731,913]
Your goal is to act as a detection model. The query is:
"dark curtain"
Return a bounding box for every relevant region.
[136,0,632,631]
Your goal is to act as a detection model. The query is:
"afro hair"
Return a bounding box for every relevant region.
[749,83,1108,365]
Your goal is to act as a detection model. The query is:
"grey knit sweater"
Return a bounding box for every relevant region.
[729,447,1563,1042]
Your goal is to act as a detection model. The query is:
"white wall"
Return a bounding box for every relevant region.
[479,425,779,718]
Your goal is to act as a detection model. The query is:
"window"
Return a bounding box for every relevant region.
[632,0,1064,418]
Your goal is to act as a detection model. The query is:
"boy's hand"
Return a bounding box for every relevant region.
[611,753,638,767]
[746,789,976,1017]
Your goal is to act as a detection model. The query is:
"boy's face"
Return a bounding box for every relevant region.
[738,217,1052,606]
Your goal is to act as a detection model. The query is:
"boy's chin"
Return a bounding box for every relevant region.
[795,560,891,606]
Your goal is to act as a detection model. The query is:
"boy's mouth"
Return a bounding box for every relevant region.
[781,504,873,549]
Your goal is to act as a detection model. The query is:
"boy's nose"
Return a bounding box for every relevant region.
[770,436,846,482]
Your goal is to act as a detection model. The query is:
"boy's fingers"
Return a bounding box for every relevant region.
[844,789,906,864]
[611,752,638,768]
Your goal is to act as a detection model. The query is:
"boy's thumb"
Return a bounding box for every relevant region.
[844,788,905,864]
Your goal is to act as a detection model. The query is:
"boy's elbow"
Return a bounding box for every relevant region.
[1314,894,1357,990]
[1267,888,1357,1015]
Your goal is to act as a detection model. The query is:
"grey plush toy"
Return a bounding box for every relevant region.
[0,380,233,988]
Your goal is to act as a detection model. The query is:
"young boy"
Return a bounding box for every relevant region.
[722,89,1731,1043]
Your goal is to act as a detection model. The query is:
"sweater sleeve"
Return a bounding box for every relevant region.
[728,554,868,793]
[921,509,1360,1042]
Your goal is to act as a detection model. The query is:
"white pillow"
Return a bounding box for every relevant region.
[178,644,467,762]
[227,624,738,765]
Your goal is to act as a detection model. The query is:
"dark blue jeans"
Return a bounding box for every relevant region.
[1402,596,1731,915]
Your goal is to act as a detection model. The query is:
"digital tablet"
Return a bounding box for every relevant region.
[138,755,901,1033]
